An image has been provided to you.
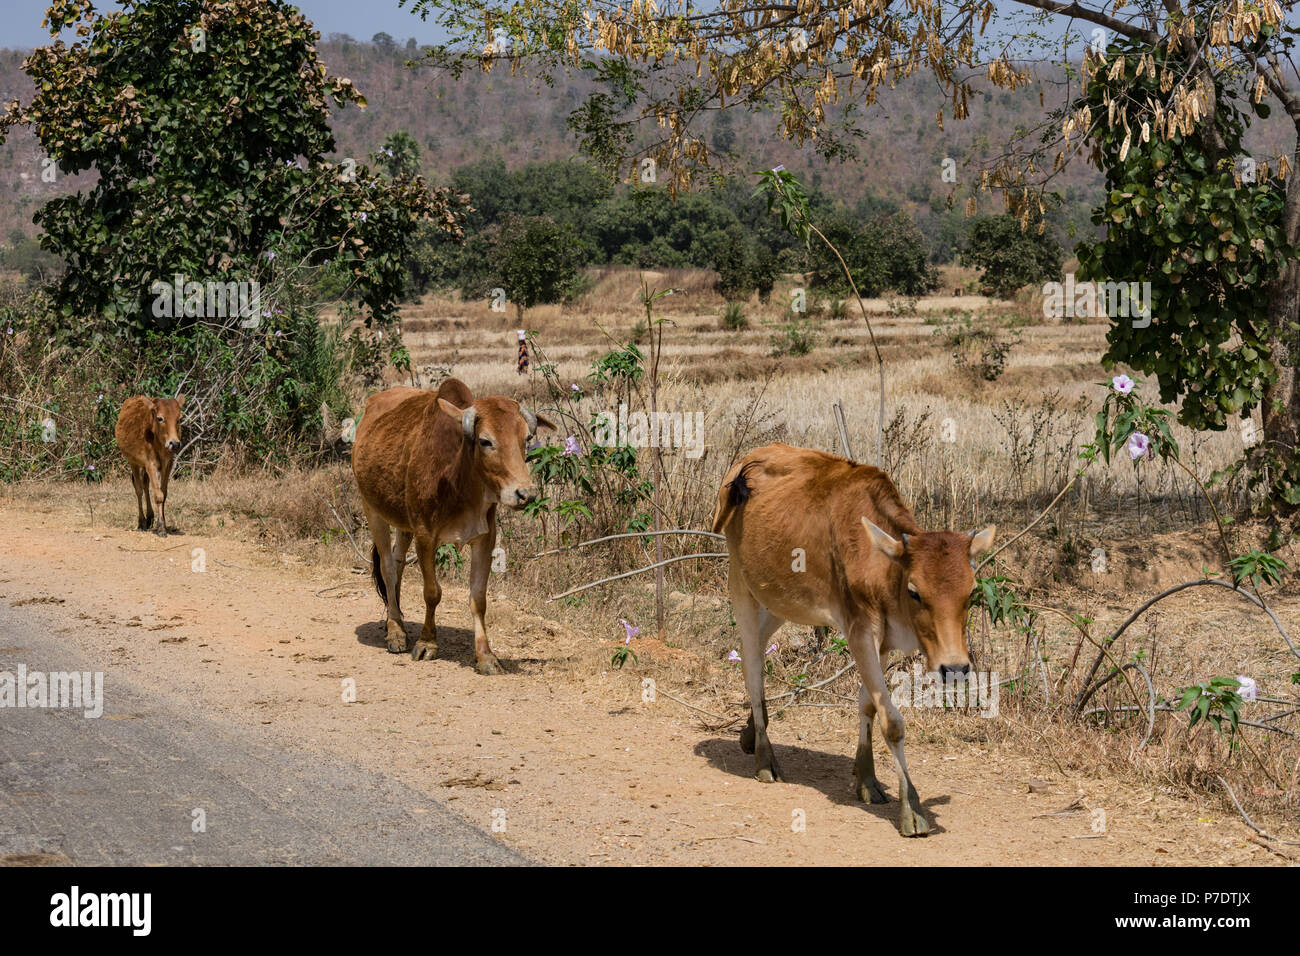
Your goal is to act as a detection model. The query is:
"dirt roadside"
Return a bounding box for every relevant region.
[0,496,1283,866]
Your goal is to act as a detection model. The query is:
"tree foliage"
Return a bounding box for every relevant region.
[965,214,1063,300]
[0,0,464,334]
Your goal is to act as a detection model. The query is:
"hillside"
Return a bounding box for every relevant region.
[2,36,1295,257]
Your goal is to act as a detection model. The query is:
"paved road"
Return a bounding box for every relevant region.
[0,603,524,866]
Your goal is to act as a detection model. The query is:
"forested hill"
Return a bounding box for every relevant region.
[1,35,1294,257]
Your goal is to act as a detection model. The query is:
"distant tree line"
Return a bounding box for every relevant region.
[401,151,1061,305]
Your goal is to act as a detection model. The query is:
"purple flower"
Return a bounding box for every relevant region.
[87,464,95,471]
[1127,431,1150,460]
[727,650,741,663]
[264,251,275,261]
[563,435,580,456]
[772,164,785,174]
[1236,676,1258,702]
[618,619,641,643]
[1112,374,1134,395]
[570,383,580,392]
[765,643,778,656]
[358,211,368,222]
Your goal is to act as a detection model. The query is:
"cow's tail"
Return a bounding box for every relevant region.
[712,459,761,534]
[371,544,388,603]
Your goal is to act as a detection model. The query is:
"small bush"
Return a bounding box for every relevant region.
[721,302,748,331]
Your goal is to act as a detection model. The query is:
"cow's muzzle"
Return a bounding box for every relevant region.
[509,487,538,509]
[939,662,971,683]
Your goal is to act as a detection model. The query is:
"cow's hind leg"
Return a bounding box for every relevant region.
[364,504,408,653]
[410,533,441,661]
[849,618,928,836]
[854,684,888,804]
[731,569,782,782]
[740,606,784,755]
[467,517,502,675]
[130,466,150,530]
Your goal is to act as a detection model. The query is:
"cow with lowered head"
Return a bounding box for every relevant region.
[352,378,554,674]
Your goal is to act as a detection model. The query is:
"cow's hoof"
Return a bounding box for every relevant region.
[153,526,168,538]
[857,778,889,805]
[899,803,930,838]
[137,519,150,531]
[755,758,783,783]
[410,639,438,661]
[385,631,409,653]
[474,655,504,676]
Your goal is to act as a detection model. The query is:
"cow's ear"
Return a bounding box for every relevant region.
[175,394,186,409]
[532,411,557,434]
[968,526,996,561]
[437,398,466,422]
[439,399,477,439]
[861,518,904,561]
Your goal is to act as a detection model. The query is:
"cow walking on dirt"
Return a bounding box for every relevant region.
[712,442,995,836]
[352,379,554,674]
[115,395,185,537]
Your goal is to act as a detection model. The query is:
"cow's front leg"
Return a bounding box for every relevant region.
[411,534,440,661]
[145,459,167,537]
[855,684,888,804]
[849,620,928,836]
[468,518,502,675]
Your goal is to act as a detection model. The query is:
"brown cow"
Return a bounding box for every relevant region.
[352,378,554,674]
[713,442,995,836]
[115,395,185,537]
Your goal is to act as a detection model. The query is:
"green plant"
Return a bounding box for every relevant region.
[1227,550,1289,589]
[769,318,818,356]
[1174,678,1245,736]
[934,313,1020,382]
[722,301,748,331]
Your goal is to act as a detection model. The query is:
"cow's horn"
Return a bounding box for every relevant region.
[521,407,539,435]
[461,406,477,440]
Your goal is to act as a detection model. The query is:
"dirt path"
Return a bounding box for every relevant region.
[0,496,1281,865]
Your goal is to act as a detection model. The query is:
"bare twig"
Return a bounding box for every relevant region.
[531,529,724,559]
[1217,775,1300,846]
[547,552,727,601]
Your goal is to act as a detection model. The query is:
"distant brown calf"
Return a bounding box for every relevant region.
[115,395,185,537]
[352,378,554,674]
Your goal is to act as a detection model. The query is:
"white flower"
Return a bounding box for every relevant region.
[1236,676,1258,702]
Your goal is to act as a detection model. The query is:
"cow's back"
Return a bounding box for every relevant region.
[352,380,475,530]
[115,396,152,466]
[715,443,918,620]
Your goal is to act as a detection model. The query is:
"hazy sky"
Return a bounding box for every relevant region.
[0,1,1157,58]
[2,1,454,50]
